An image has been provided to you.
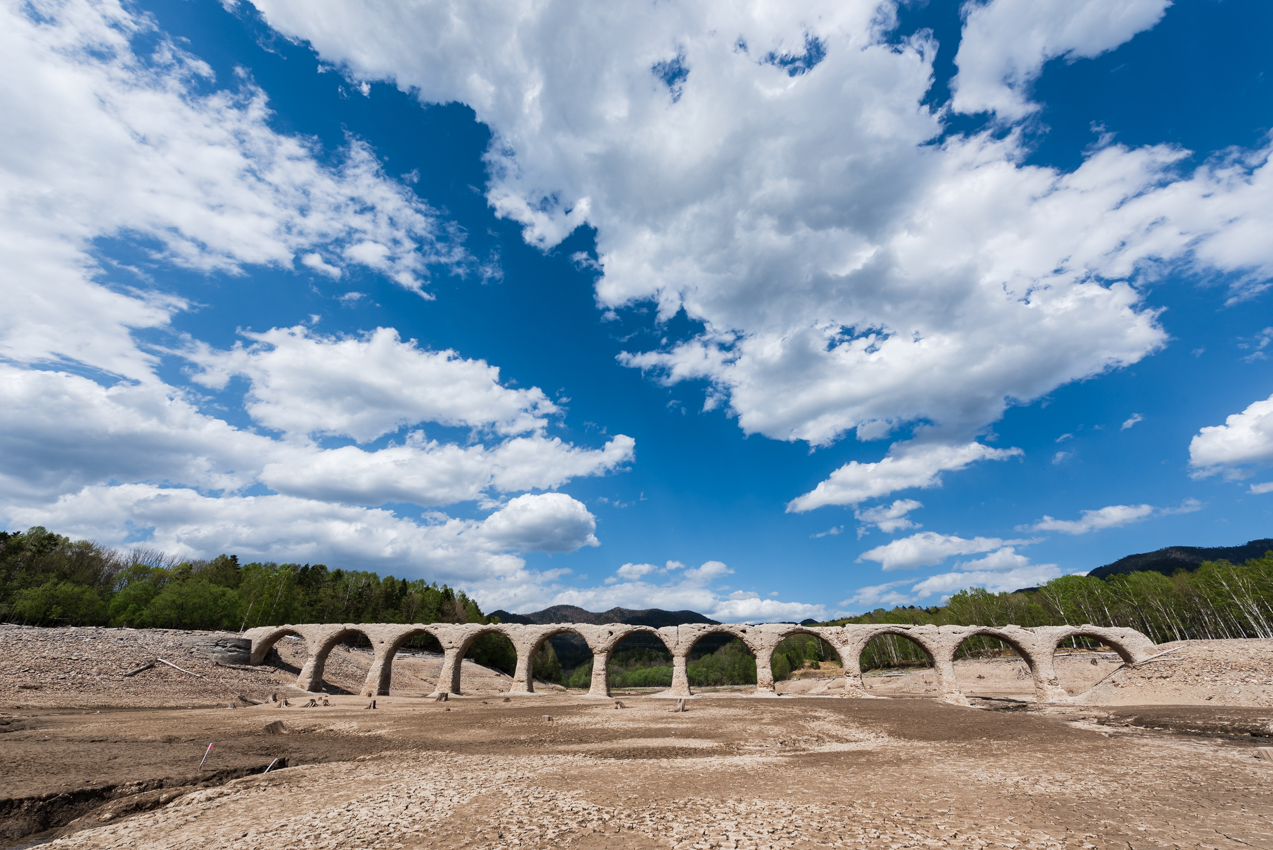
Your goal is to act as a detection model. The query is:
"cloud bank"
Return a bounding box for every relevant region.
[247,0,1273,519]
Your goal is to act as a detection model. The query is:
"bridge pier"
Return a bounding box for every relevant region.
[431,647,464,696]
[585,651,611,698]
[508,643,536,694]
[752,643,778,697]
[363,644,396,696]
[668,652,692,698]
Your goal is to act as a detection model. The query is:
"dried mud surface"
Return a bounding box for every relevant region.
[2,696,1271,850]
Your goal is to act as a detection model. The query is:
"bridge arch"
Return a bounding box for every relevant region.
[509,624,599,695]
[665,624,762,698]
[836,624,947,698]
[360,625,442,696]
[1038,625,1157,703]
[299,624,381,693]
[763,625,844,692]
[431,623,515,696]
[247,625,305,666]
[579,625,672,698]
[1044,625,1155,665]
[946,626,1057,704]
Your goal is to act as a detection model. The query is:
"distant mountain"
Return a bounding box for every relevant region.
[1088,538,1273,580]
[486,605,721,670]
[488,605,718,628]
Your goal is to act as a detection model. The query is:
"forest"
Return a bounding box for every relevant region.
[2,526,1271,686]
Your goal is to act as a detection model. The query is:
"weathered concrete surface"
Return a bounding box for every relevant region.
[180,634,250,666]
[244,622,1158,704]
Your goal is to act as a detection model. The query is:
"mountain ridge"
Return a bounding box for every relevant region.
[1088,538,1273,580]
[488,605,719,628]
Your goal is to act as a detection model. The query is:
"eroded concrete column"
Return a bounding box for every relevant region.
[292,625,353,693]
[362,645,396,696]
[831,631,872,697]
[509,645,535,694]
[431,647,464,696]
[503,625,543,695]
[930,647,967,705]
[296,651,325,692]
[753,644,777,696]
[586,651,611,698]
[1026,649,1071,704]
[668,652,692,697]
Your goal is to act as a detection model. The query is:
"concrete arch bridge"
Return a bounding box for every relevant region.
[243,622,1156,705]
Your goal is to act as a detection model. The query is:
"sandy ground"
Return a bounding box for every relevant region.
[4,628,1273,848]
[775,652,1126,700]
[2,695,1271,849]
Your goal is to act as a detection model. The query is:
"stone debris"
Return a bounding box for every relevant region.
[614,701,625,709]
[0,626,297,708]
[1075,640,1273,707]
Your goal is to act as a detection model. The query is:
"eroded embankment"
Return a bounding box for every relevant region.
[0,762,282,845]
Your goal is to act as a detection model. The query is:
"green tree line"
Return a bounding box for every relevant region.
[830,551,1273,670]
[0,526,514,670]
[561,640,759,690]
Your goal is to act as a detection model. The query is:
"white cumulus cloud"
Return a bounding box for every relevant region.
[1021,499,1202,534]
[788,442,1021,512]
[842,547,1061,609]
[248,0,1273,507]
[854,498,923,534]
[951,0,1171,121]
[1025,503,1155,535]
[191,326,556,443]
[477,493,600,553]
[908,562,1062,599]
[548,560,825,623]
[1190,393,1273,477]
[0,0,468,382]
[7,484,596,583]
[857,531,1019,571]
[0,1,637,603]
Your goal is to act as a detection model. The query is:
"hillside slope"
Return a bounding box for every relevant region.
[1088,538,1273,579]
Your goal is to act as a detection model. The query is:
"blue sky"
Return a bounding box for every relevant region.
[2,0,1272,621]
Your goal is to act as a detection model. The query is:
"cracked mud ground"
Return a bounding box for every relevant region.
[4,695,1271,849]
